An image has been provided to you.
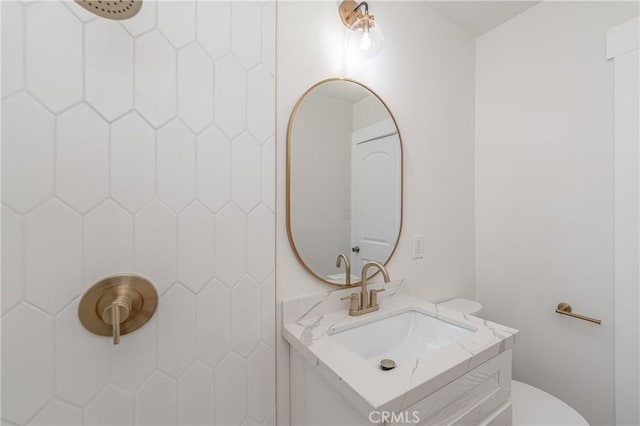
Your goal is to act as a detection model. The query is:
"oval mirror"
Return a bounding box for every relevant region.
[287,78,403,287]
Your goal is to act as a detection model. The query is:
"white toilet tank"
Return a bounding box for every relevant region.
[438,298,483,315]
[439,297,589,426]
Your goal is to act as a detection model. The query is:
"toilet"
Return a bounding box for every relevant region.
[439,298,589,426]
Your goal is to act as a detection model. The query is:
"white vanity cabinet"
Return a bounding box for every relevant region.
[291,349,512,426]
[283,281,518,426]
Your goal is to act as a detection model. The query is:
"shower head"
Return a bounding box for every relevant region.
[74,0,142,20]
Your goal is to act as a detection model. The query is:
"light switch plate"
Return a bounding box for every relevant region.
[412,234,424,259]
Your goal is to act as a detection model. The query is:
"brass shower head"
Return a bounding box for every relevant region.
[74,0,142,20]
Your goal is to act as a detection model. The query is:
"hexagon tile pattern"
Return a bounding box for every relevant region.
[110,111,156,213]
[1,1,275,425]
[25,1,82,112]
[56,104,110,214]
[85,20,134,121]
[1,93,55,213]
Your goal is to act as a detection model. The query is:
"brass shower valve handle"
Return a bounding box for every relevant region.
[79,274,158,346]
[101,295,134,345]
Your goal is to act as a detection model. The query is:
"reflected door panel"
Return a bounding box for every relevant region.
[351,121,401,274]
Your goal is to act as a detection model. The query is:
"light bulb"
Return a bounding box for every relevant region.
[360,28,371,50]
[345,21,383,60]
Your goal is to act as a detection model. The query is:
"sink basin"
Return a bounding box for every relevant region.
[283,288,519,416]
[330,310,473,366]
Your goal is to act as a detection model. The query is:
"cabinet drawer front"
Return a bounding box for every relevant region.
[390,350,512,426]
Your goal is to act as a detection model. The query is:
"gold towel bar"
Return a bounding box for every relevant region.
[555,302,601,325]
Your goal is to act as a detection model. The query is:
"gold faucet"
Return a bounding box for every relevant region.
[341,261,390,316]
[336,254,351,286]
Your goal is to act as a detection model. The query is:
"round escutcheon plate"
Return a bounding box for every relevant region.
[78,273,158,337]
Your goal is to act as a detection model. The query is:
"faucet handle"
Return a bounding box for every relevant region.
[341,293,359,314]
[101,296,132,345]
[369,288,386,308]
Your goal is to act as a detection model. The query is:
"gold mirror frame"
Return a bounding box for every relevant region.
[286,77,404,288]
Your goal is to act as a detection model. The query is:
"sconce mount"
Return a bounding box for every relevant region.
[339,0,375,31]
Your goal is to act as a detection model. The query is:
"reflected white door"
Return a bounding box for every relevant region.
[351,119,401,274]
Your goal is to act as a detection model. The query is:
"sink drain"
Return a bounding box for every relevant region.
[380,359,396,371]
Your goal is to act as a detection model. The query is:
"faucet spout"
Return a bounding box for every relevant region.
[361,260,390,285]
[336,253,351,286]
[341,261,390,316]
[359,261,390,310]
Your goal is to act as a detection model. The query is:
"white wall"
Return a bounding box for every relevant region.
[276,2,476,422]
[353,95,389,131]
[1,1,275,425]
[475,2,639,425]
[290,93,352,278]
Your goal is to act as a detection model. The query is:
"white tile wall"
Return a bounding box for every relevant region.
[84,385,135,426]
[178,44,214,134]
[1,93,55,212]
[214,56,247,139]
[231,276,262,357]
[85,20,134,121]
[197,280,232,367]
[215,352,248,426]
[1,1,276,425]
[26,2,83,112]
[109,112,157,213]
[134,30,177,127]
[121,1,156,36]
[177,361,215,426]
[231,2,262,69]
[156,119,197,212]
[197,125,232,212]
[56,104,110,213]
[55,299,110,406]
[197,1,231,61]
[136,372,177,426]
[1,0,24,98]
[29,399,82,426]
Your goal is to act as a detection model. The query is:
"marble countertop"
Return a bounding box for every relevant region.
[282,280,519,418]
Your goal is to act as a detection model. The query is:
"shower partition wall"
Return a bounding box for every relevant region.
[1,1,276,425]
[608,16,640,426]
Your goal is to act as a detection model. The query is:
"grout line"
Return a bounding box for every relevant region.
[154,0,159,29]
[81,13,86,101]
[273,0,281,422]
[52,194,84,219]
[20,1,26,94]
[17,201,27,307]
[153,118,159,200]
[53,111,59,202]
[174,32,180,123]
[228,129,234,210]
[80,209,86,293]
[21,395,54,426]
[132,198,139,272]
[107,117,113,201]
[192,126,199,211]
[132,27,138,111]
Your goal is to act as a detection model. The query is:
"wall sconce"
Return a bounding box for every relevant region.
[339,0,383,57]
